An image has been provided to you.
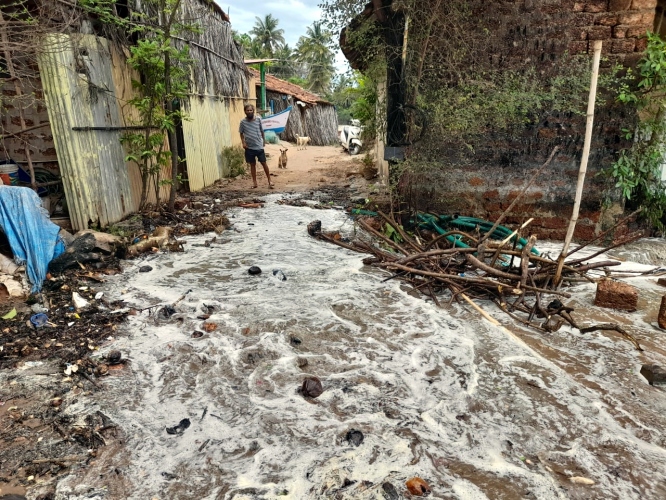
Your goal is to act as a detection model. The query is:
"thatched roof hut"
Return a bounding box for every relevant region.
[249,69,338,146]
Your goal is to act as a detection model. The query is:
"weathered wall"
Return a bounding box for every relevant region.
[0,78,58,174]
[406,0,656,240]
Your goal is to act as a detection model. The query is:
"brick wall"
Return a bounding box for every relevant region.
[0,77,59,175]
[405,0,656,241]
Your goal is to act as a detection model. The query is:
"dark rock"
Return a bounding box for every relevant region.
[307,220,322,236]
[640,364,666,386]
[192,331,204,338]
[191,201,204,209]
[290,336,302,345]
[346,429,364,447]
[382,482,400,500]
[161,472,177,480]
[547,299,563,311]
[301,376,324,398]
[248,266,262,275]
[107,350,122,365]
[657,278,666,288]
[273,269,287,281]
[296,357,308,368]
[166,418,191,435]
[158,305,177,320]
[659,296,666,330]
[139,265,153,273]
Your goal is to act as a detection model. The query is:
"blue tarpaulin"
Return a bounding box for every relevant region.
[0,187,65,292]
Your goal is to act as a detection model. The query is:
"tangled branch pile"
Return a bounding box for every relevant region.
[307,211,646,351]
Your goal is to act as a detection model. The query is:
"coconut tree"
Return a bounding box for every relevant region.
[296,21,336,94]
[271,43,300,79]
[250,14,285,56]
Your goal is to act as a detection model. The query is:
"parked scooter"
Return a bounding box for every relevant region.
[340,119,363,155]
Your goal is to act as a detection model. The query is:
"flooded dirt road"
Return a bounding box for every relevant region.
[54,196,666,499]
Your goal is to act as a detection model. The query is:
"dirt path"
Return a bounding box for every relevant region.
[220,142,367,194]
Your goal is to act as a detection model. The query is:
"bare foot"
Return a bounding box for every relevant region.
[269,184,275,189]
[251,185,258,189]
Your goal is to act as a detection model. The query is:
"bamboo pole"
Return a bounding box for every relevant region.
[0,10,37,191]
[553,40,602,286]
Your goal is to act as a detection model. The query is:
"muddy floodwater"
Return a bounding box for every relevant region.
[55,196,666,499]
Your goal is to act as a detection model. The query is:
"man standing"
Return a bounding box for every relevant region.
[239,104,274,189]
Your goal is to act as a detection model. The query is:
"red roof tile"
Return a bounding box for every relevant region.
[249,68,331,106]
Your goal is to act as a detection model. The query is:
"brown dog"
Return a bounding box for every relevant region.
[278,148,288,169]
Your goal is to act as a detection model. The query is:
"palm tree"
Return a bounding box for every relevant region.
[271,44,299,79]
[250,14,285,56]
[296,21,336,95]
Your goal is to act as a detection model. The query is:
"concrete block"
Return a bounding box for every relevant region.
[640,364,666,386]
[594,279,638,312]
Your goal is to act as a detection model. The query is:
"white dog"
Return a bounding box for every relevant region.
[296,135,310,150]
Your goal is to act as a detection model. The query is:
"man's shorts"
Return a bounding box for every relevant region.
[245,148,266,164]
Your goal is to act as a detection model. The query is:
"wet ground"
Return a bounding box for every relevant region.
[5,195,666,499]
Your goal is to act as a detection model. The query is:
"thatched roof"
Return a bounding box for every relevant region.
[249,68,331,106]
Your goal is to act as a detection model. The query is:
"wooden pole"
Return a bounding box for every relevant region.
[553,40,602,287]
[0,10,37,190]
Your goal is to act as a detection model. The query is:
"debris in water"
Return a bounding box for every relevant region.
[406,477,431,496]
[166,418,191,435]
[307,220,321,236]
[158,305,176,320]
[594,279,638,312]
[273,269,287,281]
[248,266,262,275]
[296,357,308,368]
[107,350,122,365]
[203,322,218,332]
[192,331,204,338]
[640,364,666,386]
[301,376,324,398]
[381,482,399,500]
[139,265,153,273]
[345,429,364,447]
[161,472,177,480]
[569,476,595,485]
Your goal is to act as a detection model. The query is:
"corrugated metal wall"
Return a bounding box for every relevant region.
[182,96,231,191]
[38,34,169,230]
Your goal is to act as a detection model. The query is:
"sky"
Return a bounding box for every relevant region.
[214,0,349,73]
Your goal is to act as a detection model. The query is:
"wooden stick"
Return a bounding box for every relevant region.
[479,146,559,246]
[32,455,88,464]
[377,211,422,253]
[566,209,642,257]
[357,219,409,255]
[565,232,645,265]
[501,218,534,246]
[554,40,603,286]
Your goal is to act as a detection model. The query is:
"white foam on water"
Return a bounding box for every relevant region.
[54,197,666,499]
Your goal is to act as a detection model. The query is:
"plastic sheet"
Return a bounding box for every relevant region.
[0,186,65,292]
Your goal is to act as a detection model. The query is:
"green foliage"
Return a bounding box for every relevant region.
[606,32,666,231]
[296,21,336,94]
[250,14,285,56]
[83,0,195,211]
[222,146,246,178]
